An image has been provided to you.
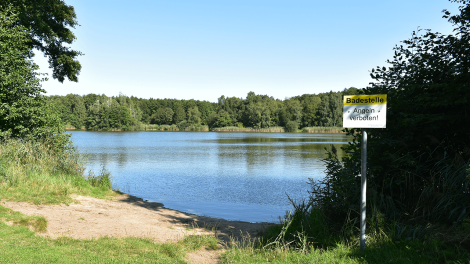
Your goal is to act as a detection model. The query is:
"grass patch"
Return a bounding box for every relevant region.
[0,205,47,232]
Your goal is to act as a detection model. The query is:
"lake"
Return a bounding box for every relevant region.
[67,131,351,223]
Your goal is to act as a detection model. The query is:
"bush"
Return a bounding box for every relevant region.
[284,121,298,132]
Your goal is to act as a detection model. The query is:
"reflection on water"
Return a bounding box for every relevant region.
[67,131,351,223]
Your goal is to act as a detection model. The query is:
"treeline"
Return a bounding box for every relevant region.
[49,88,360,131]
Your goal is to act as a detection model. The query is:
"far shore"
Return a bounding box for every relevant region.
[65,126,347,134]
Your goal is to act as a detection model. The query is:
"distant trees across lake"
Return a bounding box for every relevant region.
[49,88,360,131]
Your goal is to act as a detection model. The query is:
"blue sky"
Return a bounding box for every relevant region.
[35,0,460,102]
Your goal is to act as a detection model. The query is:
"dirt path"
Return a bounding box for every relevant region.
[1,194,276,263]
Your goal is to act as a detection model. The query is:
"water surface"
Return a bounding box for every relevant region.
[68,131,351,223]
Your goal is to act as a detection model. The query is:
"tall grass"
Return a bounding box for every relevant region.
[301,126,346,133]
[0,138,115,204]
[221,201,470,263]
[212,126,285,132]
[143,124,209,131]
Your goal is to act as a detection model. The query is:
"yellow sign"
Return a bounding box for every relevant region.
[343,95,387,105]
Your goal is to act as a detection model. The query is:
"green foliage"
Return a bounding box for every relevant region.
[0,6,69,152]
[50,94,86,129]
[1,0,82,82]
[284,121,298,132]
[86,165,112,190]
[150,107,173,125]
[177,120,190,131]
[83,95,142,131]
[186,106,201,125]
[317,92,342,127]
[206,112,218,128]
[174,106,186,124]
[213,111,232,128]
[301,96,321,127]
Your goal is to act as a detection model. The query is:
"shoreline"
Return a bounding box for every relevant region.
[65,128,347,134]
[1,192,277,245]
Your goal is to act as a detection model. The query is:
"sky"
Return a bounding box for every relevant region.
[34,0,461,103]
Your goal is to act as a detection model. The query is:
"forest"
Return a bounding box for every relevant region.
[48,88,360,132]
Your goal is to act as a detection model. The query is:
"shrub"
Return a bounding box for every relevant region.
[284,121,298,132]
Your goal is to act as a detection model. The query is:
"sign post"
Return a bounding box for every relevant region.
[343,94,387,252]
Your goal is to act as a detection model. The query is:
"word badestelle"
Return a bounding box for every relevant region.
[346,97,385,104]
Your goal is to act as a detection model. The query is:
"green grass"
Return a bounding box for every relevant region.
[0,204,47,232]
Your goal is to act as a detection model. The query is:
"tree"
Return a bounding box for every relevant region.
[58,94,86,129]
[1,0,82,82]
[0,6,65,142]
[187,106,201,125]
[285,120,298,132]
[317,0,470,227]
[174,106,186,124]
[150,107,173,125]
[281,99,302,126]
[317,92,342,127]
[213,111,232,128]
[301,96,321,127]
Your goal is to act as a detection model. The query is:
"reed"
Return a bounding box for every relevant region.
[143,124,209,132]
[212,126,285,132]
[301,127,346,134]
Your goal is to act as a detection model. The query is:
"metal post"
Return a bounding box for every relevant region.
[360,129,367,252]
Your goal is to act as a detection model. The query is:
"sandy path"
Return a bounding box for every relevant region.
[1,194,276,263]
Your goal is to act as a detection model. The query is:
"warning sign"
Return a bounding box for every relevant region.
[343,95,387,128]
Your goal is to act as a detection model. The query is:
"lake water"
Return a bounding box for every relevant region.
[67,131,351,223]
